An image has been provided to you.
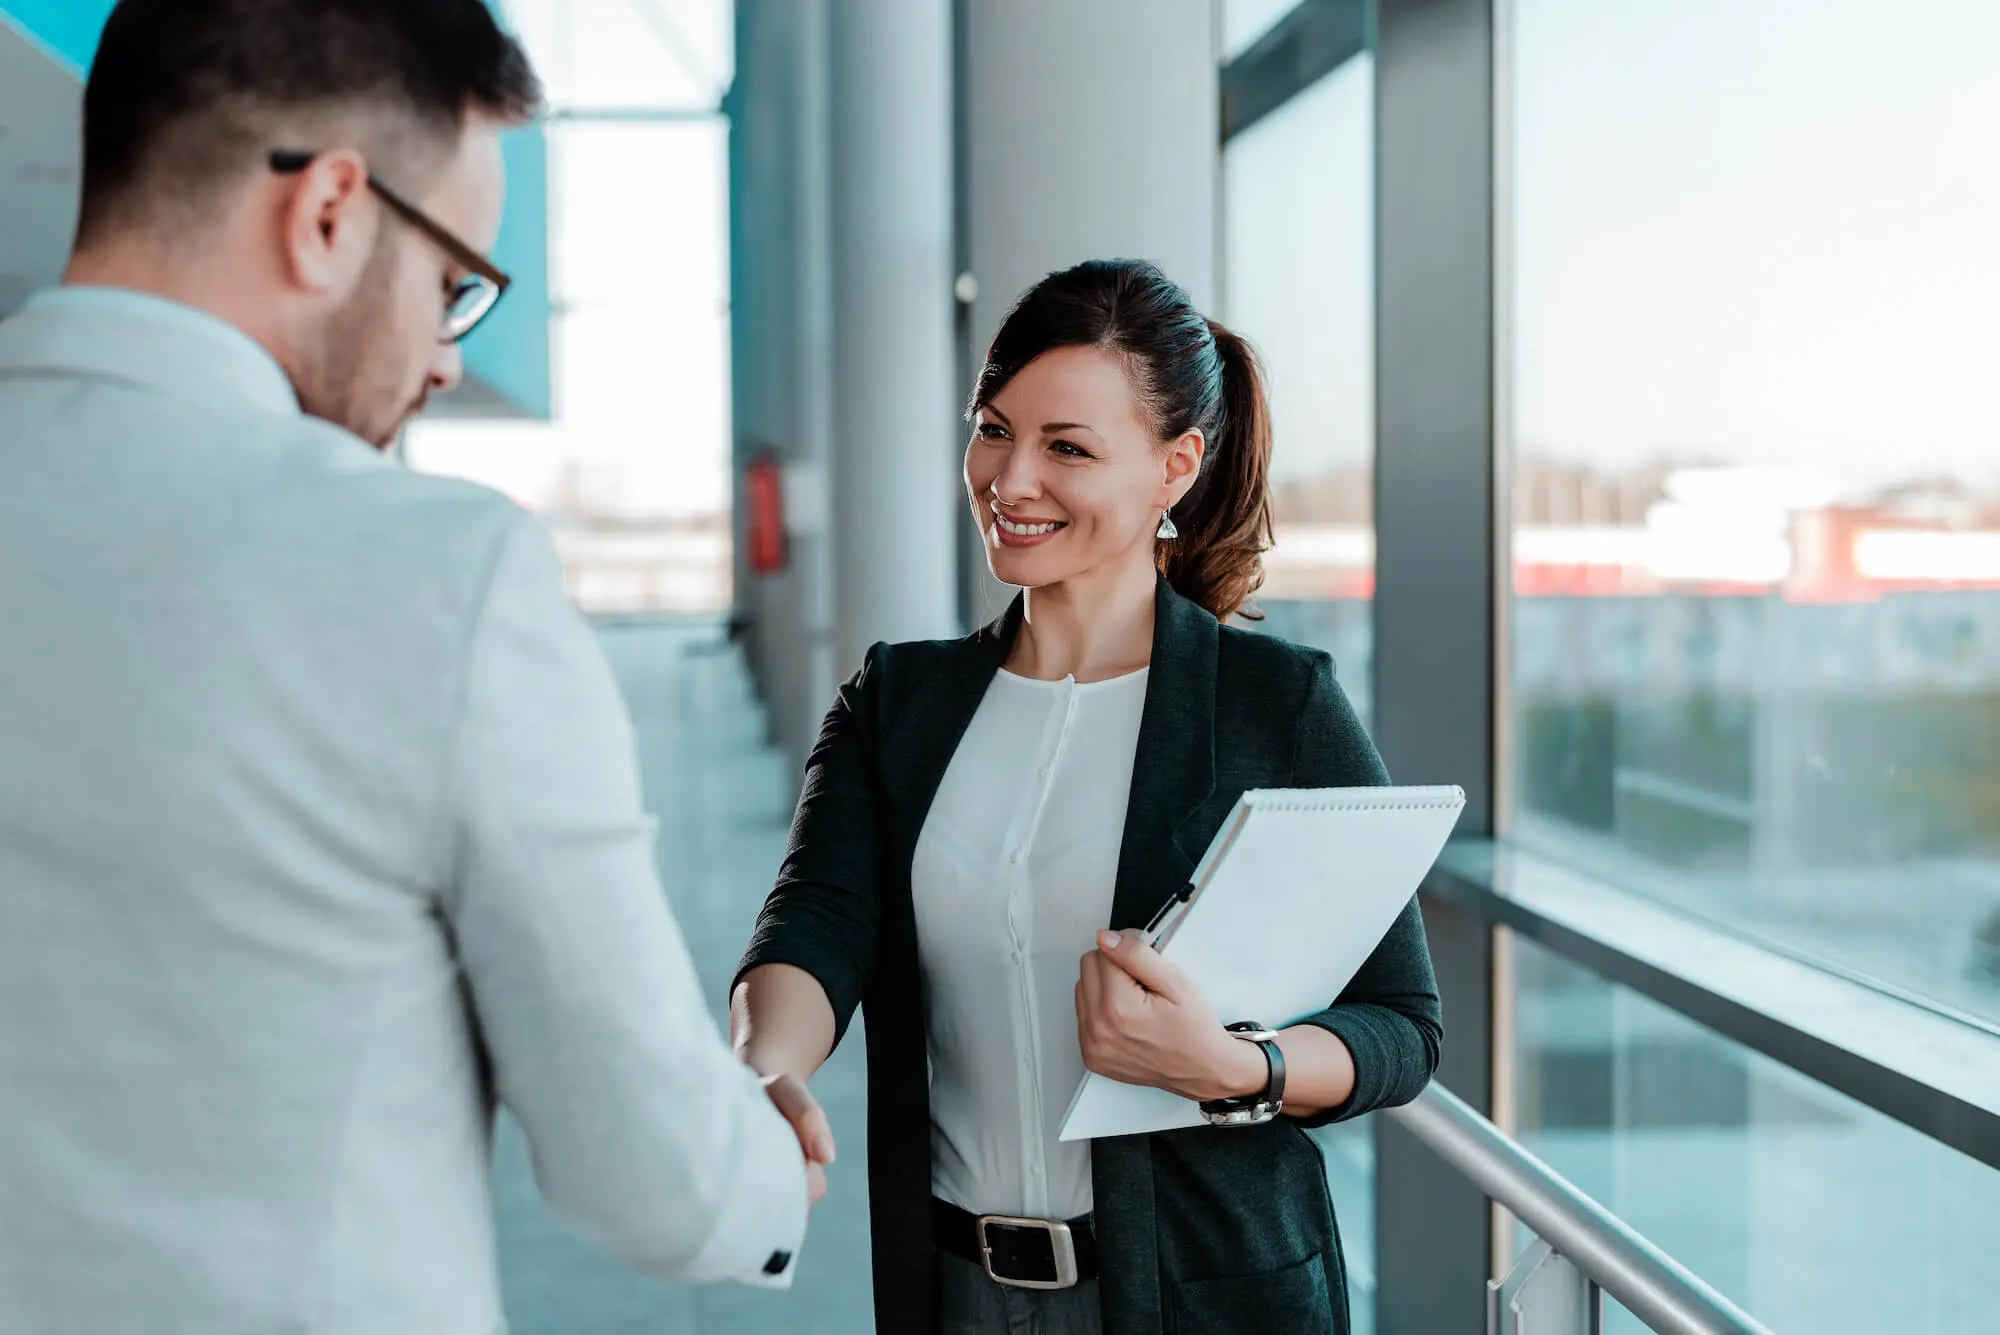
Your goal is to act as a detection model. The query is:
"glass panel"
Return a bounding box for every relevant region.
[1223,54,1375,726]
[1506,0,2000,1021]
[1513,934,2000,1333]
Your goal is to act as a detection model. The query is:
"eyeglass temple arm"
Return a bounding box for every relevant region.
[266,150,510,292]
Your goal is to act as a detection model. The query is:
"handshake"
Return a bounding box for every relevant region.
[760,1072,835,1209]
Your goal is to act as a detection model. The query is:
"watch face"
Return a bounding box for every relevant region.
[1200,1100,1281,1128]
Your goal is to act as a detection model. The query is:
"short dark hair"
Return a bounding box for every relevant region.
[973,260,1276,622]
[78,0,544,242]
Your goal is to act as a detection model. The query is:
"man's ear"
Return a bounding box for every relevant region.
[276,150,379,295]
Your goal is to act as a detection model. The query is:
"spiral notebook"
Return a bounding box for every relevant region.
[1057,784,1465,1142]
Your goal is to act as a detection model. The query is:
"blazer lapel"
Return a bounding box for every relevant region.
[1107,578,1218,930]
[877,600,1017,842]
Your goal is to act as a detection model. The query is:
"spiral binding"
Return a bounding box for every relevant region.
[1243,786,1466,813]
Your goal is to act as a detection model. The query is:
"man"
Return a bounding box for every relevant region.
[0,2,819,1330]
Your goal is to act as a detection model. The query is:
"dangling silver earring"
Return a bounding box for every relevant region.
[1156,509,1179,540]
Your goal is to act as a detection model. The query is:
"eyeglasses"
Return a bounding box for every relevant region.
[269,150,512,343]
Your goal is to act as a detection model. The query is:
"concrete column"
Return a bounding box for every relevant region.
[725,52,754,638]
[779,0,840,766]
[733,0,843,772]
[958,0,1220,624]
[727,0,793,718]
[829,0,962,675]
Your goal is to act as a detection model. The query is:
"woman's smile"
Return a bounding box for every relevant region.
[992,510,1069,547]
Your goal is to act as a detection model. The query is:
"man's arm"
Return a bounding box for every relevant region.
[437,512,808,1285]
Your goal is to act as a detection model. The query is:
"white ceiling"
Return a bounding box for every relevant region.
[0,17,82,319]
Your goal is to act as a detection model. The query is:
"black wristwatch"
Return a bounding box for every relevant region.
[1197,1022,1286,1127]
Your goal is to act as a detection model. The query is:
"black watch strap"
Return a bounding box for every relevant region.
[1198,1022,1285,1125]
[1259,1032,1287,1105]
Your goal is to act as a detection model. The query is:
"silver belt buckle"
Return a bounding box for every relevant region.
[976,1214,1079,1290]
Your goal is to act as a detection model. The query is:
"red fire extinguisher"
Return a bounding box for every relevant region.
[745,448,789,576]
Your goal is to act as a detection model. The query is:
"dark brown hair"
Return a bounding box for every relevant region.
[79,0,543,242]
[971,259,1275,621]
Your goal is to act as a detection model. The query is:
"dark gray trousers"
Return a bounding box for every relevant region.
[935,1252,1104,1335]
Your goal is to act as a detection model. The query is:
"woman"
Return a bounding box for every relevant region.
[732,259,1441,1335]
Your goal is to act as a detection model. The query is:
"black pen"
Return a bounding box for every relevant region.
[1140,881,1200,950]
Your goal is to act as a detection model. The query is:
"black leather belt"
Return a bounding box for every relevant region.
[932,1198,1099,1290]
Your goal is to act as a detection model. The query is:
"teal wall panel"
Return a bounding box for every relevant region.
[0,0,115,71]
[462,0,553,420]
[462,121,553,420]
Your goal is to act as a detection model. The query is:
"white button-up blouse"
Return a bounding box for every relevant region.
[913,666,1150,1221]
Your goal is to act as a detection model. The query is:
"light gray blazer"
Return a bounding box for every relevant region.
[0,289,806,1335]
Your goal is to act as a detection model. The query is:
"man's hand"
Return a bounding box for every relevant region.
[761,1072,835,1207]
[1075,929,1266,1104]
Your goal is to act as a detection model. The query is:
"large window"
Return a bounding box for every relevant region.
[1221,33,1379,1333]
[1223,53,1376,724]
[1506,0,2000,1023]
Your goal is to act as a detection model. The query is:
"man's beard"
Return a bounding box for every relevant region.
[295,236,425,450]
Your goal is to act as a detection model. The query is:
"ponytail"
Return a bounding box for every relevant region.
[1157,320,1274,621]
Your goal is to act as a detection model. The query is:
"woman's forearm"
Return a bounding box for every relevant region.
[1274,1024,1356,1120]
[1206,1023,1357,1121]
[730,962,838,1082]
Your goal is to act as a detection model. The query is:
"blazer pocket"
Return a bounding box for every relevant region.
[1168,1252,1338,1335]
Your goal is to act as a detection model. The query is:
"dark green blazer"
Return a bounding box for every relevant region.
[737,578,1442,1335]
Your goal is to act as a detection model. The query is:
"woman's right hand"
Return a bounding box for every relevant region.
[760,1072,835,1206]
[735,963,840,1206]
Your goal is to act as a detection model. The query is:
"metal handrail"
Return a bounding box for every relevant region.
[1384,1085,1774,1335]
